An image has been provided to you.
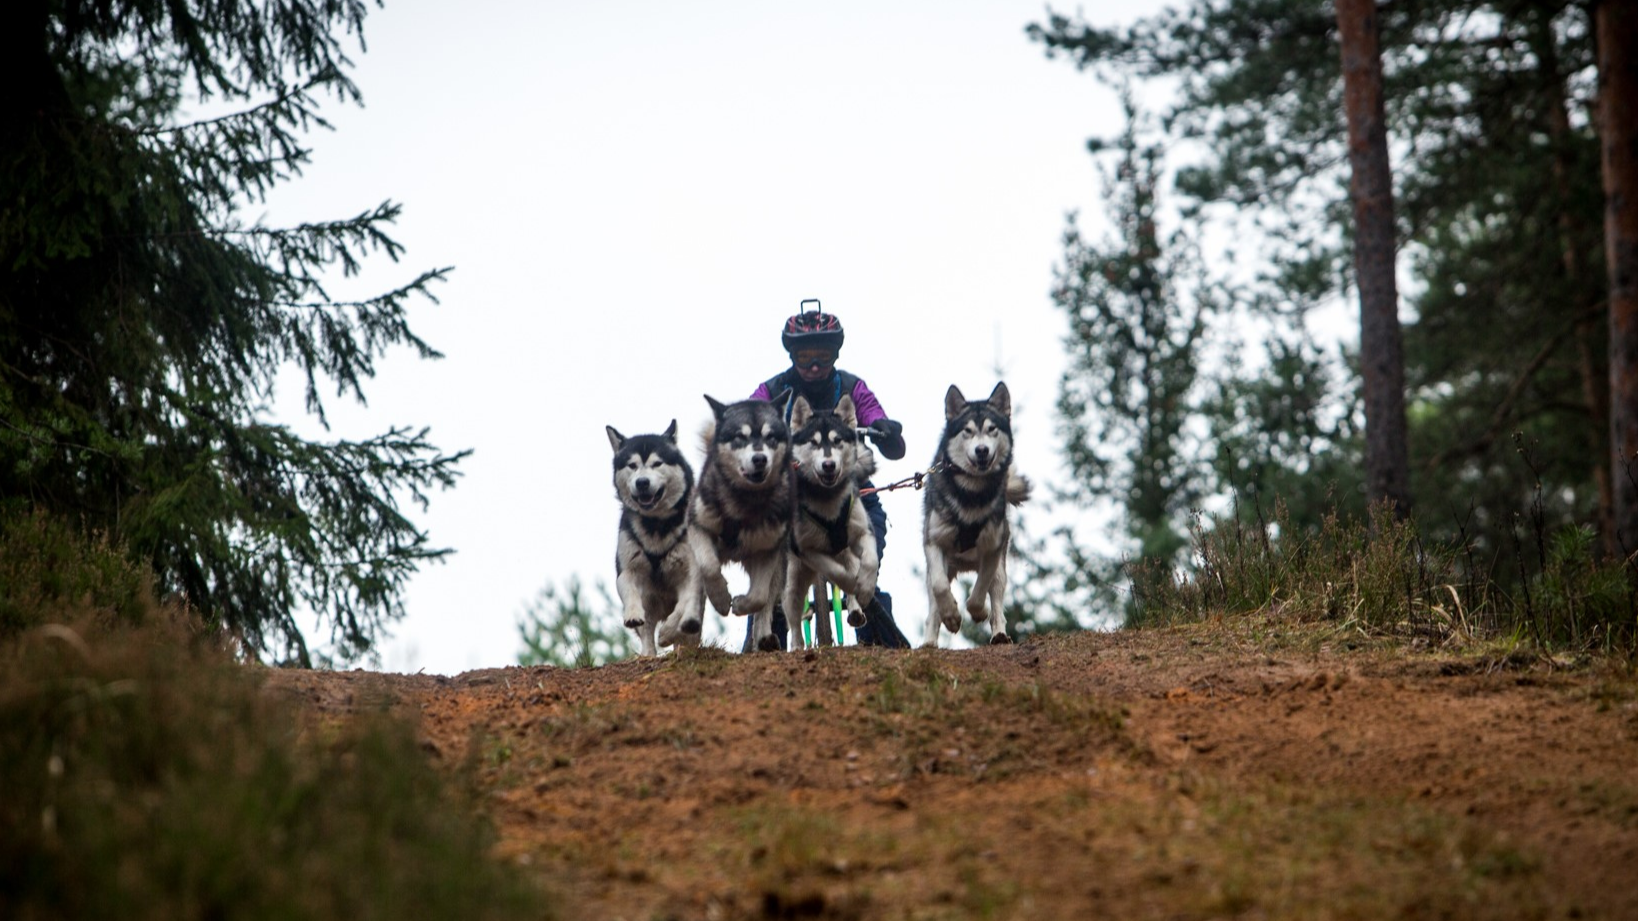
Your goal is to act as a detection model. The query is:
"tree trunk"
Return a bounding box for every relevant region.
[1598,0,1638,556]
[1336,0,1411,517]
[1534,7,1615,554]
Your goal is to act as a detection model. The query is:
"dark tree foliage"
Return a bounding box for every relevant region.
[0,0,466,665]
[1030,0,1611,570]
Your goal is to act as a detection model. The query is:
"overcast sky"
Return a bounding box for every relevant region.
[263,0,1175,674]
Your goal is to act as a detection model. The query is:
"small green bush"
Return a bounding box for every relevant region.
[0,513,551,921]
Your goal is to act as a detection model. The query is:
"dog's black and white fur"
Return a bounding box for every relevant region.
[921,382,1032,647]
[782,394,879,650]
[679,392,795,652]
[608,420,699,656]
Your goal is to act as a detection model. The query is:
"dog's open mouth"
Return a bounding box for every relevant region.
[816,470,841,487]
[634,490,661,508]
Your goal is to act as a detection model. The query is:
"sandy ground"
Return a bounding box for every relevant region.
[266,622,1638,920]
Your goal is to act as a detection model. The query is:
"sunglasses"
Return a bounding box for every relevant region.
[793,350,837,370]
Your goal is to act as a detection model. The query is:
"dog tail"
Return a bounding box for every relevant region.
[1006,472,1032,506]
[698,419,715,457]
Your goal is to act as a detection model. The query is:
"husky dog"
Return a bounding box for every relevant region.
[608,421,699,657]
[782,394,880,649]
[921,382,1032,647]
[678,392,795,652]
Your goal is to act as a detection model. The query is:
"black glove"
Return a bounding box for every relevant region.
[868,418,903,440]
[867,418,906,460]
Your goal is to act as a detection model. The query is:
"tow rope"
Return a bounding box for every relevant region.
[859,462,947,496]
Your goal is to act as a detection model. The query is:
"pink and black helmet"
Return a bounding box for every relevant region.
[782,299,845,354]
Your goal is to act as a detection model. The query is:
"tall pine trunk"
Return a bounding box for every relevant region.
[1336,0,1410,517]
[1598,0,1638,555]
[1534,8,1615,554]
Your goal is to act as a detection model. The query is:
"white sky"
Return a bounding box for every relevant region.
[264,0,1175,674]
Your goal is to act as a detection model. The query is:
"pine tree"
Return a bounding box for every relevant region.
[1027,103,1217,627]
[0,0,466,665]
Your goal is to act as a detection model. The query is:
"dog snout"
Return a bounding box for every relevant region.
[751,452,768,472]
[973,444,992,465]
[634,476,652,494]
[821,458,838,477]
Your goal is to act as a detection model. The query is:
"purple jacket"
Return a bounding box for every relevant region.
[750,369,887,427]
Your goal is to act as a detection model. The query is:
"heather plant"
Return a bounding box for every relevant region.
[0,525,551,921]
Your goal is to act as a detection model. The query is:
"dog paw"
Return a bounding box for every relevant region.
[756,634,782,652]
[988,632,1012,645]
[680,617,701,635]
[731,594,764,617]
[623,616,644,629]
[846,608,866,628]
[965,597,988,623]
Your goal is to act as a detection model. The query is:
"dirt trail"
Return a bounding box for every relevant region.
[267,625,1638,920]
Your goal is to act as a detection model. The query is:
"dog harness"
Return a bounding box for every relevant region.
[620,505,687,579]
[937,471,1005,554]
[800,493,855,555]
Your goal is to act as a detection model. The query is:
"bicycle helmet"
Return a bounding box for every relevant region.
[782,299,845,354]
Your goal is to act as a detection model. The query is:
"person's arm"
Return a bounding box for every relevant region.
[850,379,905,460]
[750,381,772,401]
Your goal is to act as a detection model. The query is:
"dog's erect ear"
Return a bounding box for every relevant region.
[836,394,857,429]
[606,426,626,452]
[704,394,728,419]
[790,395,813,430]
[987,381,1011,418]
[772,387,794,417]
[663,419,678,443]
[944,384,967,421]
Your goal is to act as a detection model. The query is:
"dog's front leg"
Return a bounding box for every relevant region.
[689,530,734,617]
[634,618,658,657]
[659,557,705,648]
[615,565,646,630]
[854,530,880,611]
[923,539,961,645]
[732,548,783,620]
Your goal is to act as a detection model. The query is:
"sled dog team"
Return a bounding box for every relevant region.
[608,382,1031,655]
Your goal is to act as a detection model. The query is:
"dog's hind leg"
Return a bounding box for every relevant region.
[966,538,1003,626]
[747,607,780,652]
[984,555,1012,645]
[781,558,812,652]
